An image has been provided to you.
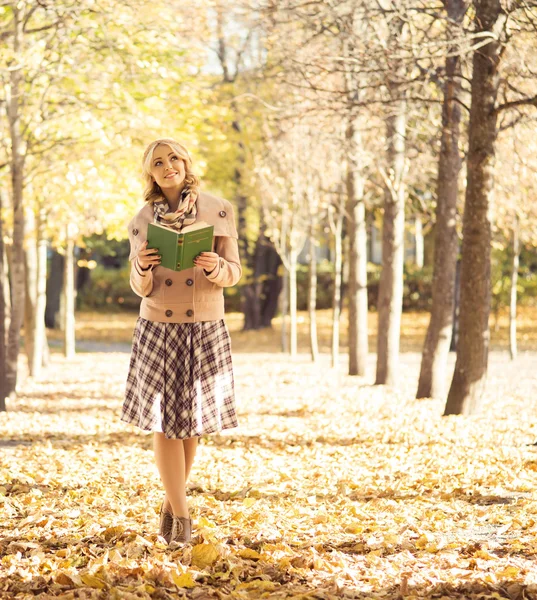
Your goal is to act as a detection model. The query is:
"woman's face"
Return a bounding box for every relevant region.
[150,144,186,190]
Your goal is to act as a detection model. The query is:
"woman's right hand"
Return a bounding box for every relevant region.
[136,240,161,270]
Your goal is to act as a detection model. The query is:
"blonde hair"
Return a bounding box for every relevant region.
[141,138,201,204]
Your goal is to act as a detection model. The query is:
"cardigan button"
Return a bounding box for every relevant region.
[165,309,173,317]
[219,210,226,217]
[186,309,194,317]
[132,228,139,236]
[186,279,193,286]
[165,279,172,286]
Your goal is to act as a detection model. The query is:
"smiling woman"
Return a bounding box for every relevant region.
[120,138,242,548]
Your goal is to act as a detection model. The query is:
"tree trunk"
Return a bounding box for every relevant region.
[289,249,298,356]
[3,245,10,333]
[33,206,48,376]
[331,201,344,369]
[6,6,26,397]
[417,0,465,399]
[45,249,64,328]
[0,191,7,411]
[63,232,76,359]
[308,224,319,362]
[346,118,369,376]
[444,0,507,415]
[509,214,519,361]
[42,329,50,368]
[376,95,406,386]
[230,113,259,331]
[450,256,461,352]
[260,239,282,328]
[280,263,289,353]
[24,206,37,374]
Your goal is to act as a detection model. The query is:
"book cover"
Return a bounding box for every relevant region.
[147,221,214,272]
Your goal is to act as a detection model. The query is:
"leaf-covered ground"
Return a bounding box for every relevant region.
[2,348,537,599]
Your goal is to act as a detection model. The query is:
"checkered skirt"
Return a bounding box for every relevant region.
[121,317,238,439]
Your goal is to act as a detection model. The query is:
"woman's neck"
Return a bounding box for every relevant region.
[162,183,185,212]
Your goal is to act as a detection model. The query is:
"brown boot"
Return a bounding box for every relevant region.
[159,501,174,544]
[170,515,192,545]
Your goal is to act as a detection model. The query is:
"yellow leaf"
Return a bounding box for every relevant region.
[243,498,257,508]
[474,549,496,560]
[239,548,262,561]
[197,516,216,528]
[109,550,122,563]
[345,523,364,534]
[497,566,520,579]
[172,570,197,588]
[55,572,75,586]
[80,573,106,589]
[237,580,276,591]
[102,525,124,541]
[415,534,434,549]
[191,543,220,569]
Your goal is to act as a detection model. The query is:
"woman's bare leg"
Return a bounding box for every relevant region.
[153,433,189,518]
[159,436,200,514]
[183,436,199,481]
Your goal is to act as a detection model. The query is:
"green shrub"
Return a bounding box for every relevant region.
[77,265,139,312]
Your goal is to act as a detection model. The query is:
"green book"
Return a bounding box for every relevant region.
[147,221,214,271]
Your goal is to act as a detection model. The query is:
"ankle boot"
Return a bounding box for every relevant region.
[170,515,192,544]
[159,501,174,544]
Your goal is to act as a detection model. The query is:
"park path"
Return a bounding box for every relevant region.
[1,350,537,599]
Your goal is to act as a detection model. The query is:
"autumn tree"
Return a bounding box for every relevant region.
[0,0,213,399]
[417,0,468,400]
[444,0,537,415]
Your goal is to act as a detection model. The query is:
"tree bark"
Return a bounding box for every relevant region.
[308,223,319,362]
[346,118,369,376]
[6,6,26,397]
[0,190,7,411]
[24,206,37,374]
[509,214,519,361]
[417,0,465,399]
[444,0,507,415]
[280,263,289,353]
[63,232,76,359]
[33,206,48,376]
[376,95,406,386]
[45,249,64,328]
[450,256,461,352]
[331,201,344,369]
[2,244,10,334]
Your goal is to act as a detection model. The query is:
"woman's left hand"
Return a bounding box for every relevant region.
[194,251,220,273]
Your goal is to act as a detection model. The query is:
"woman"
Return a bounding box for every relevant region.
[121,138,242,546]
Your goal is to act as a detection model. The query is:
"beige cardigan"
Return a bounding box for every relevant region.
[127,191,242,323]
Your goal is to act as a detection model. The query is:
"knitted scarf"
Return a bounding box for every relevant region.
[153,186,198,231]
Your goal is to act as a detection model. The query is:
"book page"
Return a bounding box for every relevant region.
[180,220,211,233]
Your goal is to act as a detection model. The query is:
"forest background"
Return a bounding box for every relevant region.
[3,2,537,598]
[1,0,537,416]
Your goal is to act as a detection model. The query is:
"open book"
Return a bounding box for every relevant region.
[147,220,214,272]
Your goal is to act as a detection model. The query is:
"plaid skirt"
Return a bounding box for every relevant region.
[121,317,238,439]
